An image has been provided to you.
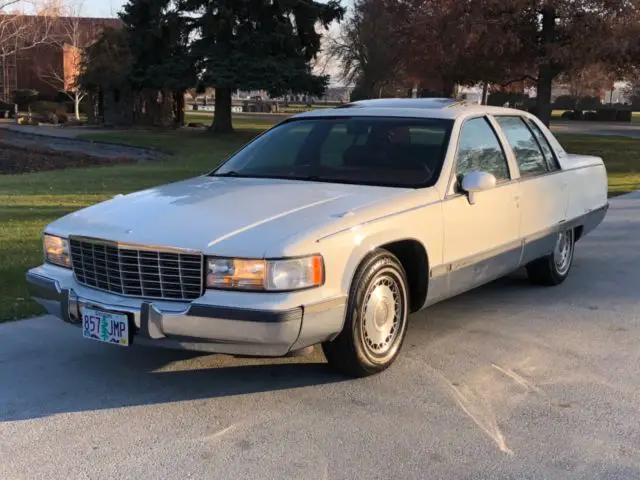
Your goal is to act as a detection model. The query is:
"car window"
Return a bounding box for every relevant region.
[214,117,454,188]
[455,117,510,182]
[525,119,560,171]
[410,126,448,146]
[495,116,548,177]
[319,124,367,167]
[231,124,314,170]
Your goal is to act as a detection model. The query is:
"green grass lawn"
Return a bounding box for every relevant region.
[555,134,640,196]
[184,111,284,128]
[0,118,639,323]
[552,110,640,123]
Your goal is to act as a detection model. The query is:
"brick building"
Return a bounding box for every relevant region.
[0,15,120,101]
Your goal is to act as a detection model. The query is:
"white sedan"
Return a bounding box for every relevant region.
[27,98,608,377]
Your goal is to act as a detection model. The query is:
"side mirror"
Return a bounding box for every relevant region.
[461,171,497,205]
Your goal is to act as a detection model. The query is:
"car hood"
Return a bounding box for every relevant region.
[47,176,409,256]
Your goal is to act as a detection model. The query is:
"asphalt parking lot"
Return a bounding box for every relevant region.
[1,191,639,480]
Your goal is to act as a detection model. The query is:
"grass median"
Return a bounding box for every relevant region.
[0,121,639,323]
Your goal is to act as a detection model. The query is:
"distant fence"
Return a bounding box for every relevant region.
[187,100,343,114]
[187,104,243,113]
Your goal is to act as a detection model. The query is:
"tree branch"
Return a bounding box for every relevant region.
[500,75,539,88]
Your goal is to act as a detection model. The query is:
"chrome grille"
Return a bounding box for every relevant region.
[69,238,204,301]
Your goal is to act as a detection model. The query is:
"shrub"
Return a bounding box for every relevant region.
[12,89,39,110]
[53,91,71,103]
[576,96,601,111]
[616,109,632,122]
[561,110,583,120]
[584,111,598,121]
[31,101,69,121]
[42,112,59,124]
[553,95,577,110]
[31,101,60,114]
[56,112,69,124]
[595,108,618,122]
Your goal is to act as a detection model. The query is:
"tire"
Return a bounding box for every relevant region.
[322,249,410,377]
[526,228,575,286]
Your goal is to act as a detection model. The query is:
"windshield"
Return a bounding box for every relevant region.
[212,117,454,188]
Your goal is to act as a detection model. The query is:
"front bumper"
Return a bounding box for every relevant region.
[27,267,347,357]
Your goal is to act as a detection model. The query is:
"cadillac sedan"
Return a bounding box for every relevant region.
[27,98,608,377]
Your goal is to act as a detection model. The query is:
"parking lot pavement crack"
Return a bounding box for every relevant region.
[426,365,514,456]
[199,422,245,441]
[491,364,542,394]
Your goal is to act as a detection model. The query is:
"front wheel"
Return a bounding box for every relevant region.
[322,249,409,377]
[526,228,575,286]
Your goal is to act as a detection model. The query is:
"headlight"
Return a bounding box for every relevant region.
[206,255,323,291]
[43,234,71,268]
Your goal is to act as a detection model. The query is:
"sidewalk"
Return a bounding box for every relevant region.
[0,121,111,139]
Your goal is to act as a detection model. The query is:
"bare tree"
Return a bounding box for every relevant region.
[37,0,88,119]
[0,0,57,101]
[327,0,407,99]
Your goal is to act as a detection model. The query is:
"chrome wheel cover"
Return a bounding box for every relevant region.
[361,271,406,358]
[554,229,574,276]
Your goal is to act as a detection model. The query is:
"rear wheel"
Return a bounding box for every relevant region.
[526,228,575,286]
[322,249,409,377]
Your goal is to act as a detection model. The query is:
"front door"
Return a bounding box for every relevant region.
[441,117,522,298]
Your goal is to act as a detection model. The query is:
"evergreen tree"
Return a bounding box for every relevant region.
[120,0,196,126]
[182,0,344,132]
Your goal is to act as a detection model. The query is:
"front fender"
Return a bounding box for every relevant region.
[318,224,430,335]
[339,228,422,293]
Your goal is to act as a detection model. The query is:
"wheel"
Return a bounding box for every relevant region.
[526,228,575,286]
[322,249,410,377]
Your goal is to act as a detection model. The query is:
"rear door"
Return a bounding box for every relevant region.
[492,115,568,264]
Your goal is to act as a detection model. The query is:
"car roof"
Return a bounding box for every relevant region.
[336,98,465,109]
[293,98,528,121]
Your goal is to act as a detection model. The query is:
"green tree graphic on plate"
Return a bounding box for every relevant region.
[100,318,109,341]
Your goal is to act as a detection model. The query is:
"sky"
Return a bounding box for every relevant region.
[84,0,126,17]
[83,0,351,18]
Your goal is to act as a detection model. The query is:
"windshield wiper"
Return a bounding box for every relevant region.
[288,174,321,181]
[212,170,324,182]
[212,170,242,177]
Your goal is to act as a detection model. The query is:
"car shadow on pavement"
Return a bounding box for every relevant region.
[4,229,637,424]
[0,343,347,422]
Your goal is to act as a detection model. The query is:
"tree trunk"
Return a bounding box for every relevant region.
[174,90,185,127]
[536,6,556,126]
[481,82,489,105]
[74,93,81,121]
[536,68,553,125]
[97,89,105,124]
[211,87,233,133]
[441,79,456,98]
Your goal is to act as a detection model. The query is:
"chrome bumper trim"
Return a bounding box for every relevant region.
[186,304,302,323]
[26,269,345,357]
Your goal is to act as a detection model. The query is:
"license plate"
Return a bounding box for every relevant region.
[81,306,130,347]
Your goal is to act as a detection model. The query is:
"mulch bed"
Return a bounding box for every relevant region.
[0,143,135,174]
